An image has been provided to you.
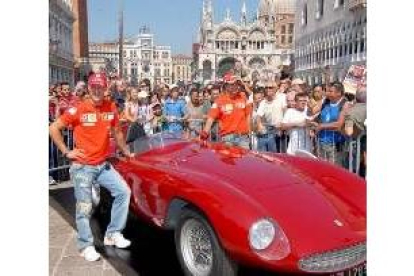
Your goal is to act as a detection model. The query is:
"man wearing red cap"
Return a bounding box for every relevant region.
[49,73,134,262]
[200,72,252,149]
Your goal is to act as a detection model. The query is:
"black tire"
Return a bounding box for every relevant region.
[175,208,238,276]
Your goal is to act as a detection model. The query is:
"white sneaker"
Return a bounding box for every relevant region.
[49,176,57,186]
[80,246,101,262]
[104,232,131,248]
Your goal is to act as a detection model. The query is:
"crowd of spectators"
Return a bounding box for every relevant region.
[49,70,367,183]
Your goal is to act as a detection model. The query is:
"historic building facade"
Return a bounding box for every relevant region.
[88,27,172,86]
[88,42,119,74]
[294,0,367,85]
[49,0,75,85]
[172,55,193,84]
[196,0,295,83]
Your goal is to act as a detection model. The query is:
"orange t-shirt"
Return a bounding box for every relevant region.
[60,100,119,165]
[208,92,252,136]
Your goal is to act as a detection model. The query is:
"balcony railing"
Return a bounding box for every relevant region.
[349,0,367,11]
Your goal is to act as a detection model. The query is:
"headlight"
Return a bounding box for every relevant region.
[249,219,291,260]
[249,219,275,250]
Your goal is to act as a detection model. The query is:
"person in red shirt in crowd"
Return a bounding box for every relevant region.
[49,84,59,122]
[200,72,252,149]
[49,73,134,262]
[56,82,80,118]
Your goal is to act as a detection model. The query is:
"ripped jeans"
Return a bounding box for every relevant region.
[69,162,131,251]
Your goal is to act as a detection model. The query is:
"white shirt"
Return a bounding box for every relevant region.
[256,93,287,126]
[282,108,312,155]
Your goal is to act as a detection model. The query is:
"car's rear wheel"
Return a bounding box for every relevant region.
[175,208,238,276]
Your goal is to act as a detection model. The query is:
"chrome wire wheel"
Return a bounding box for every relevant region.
[180,218,213,276]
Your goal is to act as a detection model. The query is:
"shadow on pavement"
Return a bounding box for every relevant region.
[49,186,290,276]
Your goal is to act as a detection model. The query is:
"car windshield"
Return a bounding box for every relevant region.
[128,132,185,155]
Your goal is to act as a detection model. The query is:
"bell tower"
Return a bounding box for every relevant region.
[72,0,89,81]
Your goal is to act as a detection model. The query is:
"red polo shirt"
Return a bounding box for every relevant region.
[60,99,119,165]
[208,92,252,136]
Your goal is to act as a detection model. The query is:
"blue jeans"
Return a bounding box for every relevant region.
[166,122,183,133]
[221,134,250,150]
[317,142,345,167]
[69,162,131,251]
[257,133,277,152]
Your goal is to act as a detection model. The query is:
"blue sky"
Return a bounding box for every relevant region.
[88,0,260,55]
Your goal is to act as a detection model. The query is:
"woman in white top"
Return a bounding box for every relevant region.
[124,88,140,123]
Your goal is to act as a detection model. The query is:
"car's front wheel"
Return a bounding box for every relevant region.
[175,208,238,276]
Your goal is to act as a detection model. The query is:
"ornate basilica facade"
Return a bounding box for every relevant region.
[196,0,295,83]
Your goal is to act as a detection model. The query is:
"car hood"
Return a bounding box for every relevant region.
[174,144,307,190]
[171,144,366,257]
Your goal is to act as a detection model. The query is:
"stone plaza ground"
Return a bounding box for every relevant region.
[49,182,121,276]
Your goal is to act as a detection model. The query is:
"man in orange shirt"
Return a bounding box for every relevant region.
[200,72,252,149]
[49,73,134,262]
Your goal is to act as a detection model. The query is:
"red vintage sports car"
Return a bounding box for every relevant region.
[101,132,366,276]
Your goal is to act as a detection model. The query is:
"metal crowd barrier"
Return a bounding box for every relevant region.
[310,131,366,176]
[50,119,365,178]
[155,118,219,141]
[49,129,74,181]
[250,126,366,177]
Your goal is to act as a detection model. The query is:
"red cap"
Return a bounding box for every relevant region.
[223,72,236,84]
[88,73,108,88]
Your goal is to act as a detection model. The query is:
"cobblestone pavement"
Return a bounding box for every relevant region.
[49,182,121,276]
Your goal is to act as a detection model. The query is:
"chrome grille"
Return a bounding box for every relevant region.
[298,243,366,273]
